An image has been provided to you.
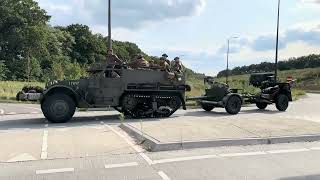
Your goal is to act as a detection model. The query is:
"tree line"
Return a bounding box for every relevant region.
[0,0,157,82]
[217,54,320,78]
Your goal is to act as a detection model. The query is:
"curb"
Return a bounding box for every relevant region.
[120,123,320,152]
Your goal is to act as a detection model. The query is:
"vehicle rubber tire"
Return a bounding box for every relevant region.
[256,102,268,110]
[225,96,242,115]
[41,93,76,123]
[275,94,289,112]
[201,103,215,112]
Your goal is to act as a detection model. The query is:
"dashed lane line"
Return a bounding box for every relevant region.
[158,171,171,180]
[105,162,139,169]
[0,109,4,115]
[153,154,218,165]
[40,124,49,159]
[266,148,309,154]
[152,147,320,165]
[36,168,74,175]
[219,151,267,157]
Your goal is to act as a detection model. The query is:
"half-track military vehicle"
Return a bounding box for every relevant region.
[40,64,191,123]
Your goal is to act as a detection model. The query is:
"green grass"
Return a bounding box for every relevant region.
[0,81,45,101]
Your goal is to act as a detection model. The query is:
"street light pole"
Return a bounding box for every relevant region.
[275,0,281,83]
[108,0,112,51]
[226,37,238,85]
[226,39,230,84]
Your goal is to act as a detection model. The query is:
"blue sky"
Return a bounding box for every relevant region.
[36,0,320,75]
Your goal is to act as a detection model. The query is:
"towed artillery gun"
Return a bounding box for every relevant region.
[187,77,243,114]
[187,73,292,115]
[244,72,292,111]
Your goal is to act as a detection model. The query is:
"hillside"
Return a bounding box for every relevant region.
[217,54,320,78]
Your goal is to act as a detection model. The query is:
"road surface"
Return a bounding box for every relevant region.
[0,94,320,180]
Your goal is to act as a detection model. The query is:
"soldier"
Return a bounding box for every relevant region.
[171,57,184,74]
[106,49,122,67]
[105,49,122,78]
[161,54,171,66]
[159,57,170,72]
[129,54,149,69]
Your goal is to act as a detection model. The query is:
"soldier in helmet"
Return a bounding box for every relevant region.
[162,54,171,66]
[129,54,149,69]
[171,57,184,74]
[159,56,170,72]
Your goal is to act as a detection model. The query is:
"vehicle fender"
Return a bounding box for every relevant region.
[41,86,80,105]
[222,93,243,107]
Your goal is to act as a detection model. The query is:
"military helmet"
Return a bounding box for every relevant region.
[174,57,180,61]
[137,54,143,59]
[162,54,168,58]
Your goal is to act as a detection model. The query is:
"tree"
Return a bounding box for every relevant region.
[0,60,8,80]
[0,0,50,81]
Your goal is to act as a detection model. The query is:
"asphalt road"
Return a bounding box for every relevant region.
[0,94,320,180]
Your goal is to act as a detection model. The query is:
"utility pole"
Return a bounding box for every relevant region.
[226,39,230,85]
[108,0,112,51]
[275,0,281,83]
[226,36,238,85]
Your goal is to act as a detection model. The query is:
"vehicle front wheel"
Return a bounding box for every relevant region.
[225,96,242,115]
[201,103,215,112]
[275,94,289,112]
[41,93,76,123]
[256,102,268,110]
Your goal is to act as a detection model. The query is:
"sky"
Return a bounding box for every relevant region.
[35,0,320,75]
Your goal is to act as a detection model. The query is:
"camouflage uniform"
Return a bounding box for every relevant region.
[129,55,149,69]
[106,54,122,67]
[106,49,122,78]
[171,57,183,74]
[161,54,171,68]
[159,57,170,71]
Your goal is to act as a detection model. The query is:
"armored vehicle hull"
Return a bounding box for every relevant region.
[40,69,190,123]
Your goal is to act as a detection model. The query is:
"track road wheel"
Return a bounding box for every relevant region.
[201,103,215,112]
[256,102,268,110]
[225,96,242,115]
[42,93,76,123]
[276,94,289,112]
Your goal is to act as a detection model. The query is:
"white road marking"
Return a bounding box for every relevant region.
[6,112,17,115]
[105,162,139,169]
[153,154,218,165]
[267,148,310,154]
[0,109,4,115]
[7,153,36,162]
[310,147,320,150]
[219,151,267,157]
[158,171,171,180]
[103,123,154,165]
[40,124,49,159]
[36,168,74,175]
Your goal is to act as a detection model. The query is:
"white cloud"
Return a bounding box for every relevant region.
[37,0,206,29]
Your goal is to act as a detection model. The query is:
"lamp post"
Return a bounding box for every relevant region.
[108,0,112,51]
[274,0,281,83]
[226,36,238,85]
